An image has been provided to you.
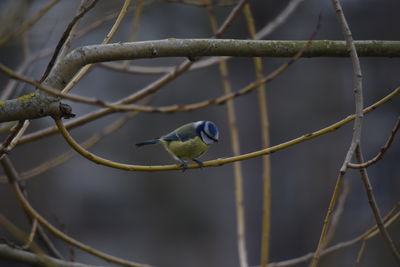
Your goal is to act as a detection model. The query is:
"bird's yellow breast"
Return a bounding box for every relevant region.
[162,136,209,160]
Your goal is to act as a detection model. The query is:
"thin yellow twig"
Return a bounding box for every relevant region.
[21,219,38,250]
[207,6,248,267]
[353,240,367,267]
[325,179,350,245]
[243,4,271,267]
[62,0,132,94]
[0,215,48,260]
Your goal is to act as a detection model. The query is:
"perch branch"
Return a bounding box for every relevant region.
[53,87,399,172]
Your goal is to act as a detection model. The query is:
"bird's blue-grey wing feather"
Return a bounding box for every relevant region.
[162,132,194,142]
[162,132,181,141]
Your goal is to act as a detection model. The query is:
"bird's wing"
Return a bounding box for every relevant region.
[162,132,181,142]
[162,131,194,142]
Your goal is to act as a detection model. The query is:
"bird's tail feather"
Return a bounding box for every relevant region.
[136,139,159,147]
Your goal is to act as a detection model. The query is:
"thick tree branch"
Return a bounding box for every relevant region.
[43,39,400,92]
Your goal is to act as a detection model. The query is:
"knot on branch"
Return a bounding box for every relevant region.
[58,103,75,119]
[0,94,75,122]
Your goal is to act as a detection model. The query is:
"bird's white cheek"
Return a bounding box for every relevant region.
[201,131,215,145]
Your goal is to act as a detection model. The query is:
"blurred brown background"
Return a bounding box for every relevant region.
[0,0,399,266]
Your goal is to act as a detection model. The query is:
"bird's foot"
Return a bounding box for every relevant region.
[192,158,204,168]
[179,161,188,172]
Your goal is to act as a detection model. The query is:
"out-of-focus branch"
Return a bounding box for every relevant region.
[0,120,25,157]
[266,205,400,267]
[0,0,61,47]
[0,155,152,267]
[40,0,100,82]
[61,0,132,94]
[243,4,272,267]
[255,0,305,39]
[0,244,108,267]
[162,0,238,7]
[207,6,248,267]
[121,0,145,67]
[214,0,249,38]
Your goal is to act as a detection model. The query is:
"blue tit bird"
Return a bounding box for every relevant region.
[136,120,219,169]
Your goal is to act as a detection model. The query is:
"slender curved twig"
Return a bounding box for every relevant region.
[1,155,152,267]
[348,116,400,169]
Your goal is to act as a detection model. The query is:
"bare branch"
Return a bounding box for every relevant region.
[348,116,400,169]
[0,244,108,267]
[243,4,271,267]
[355,147,400,264]
[40,0,100,82]
[310,0,364,265]
[266,205,400,267]
[61,0,133,94]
